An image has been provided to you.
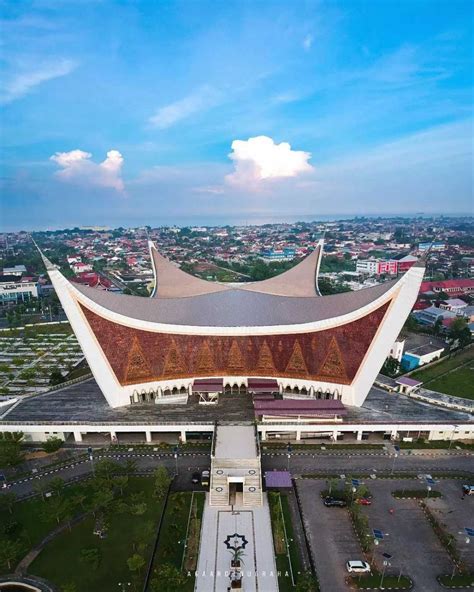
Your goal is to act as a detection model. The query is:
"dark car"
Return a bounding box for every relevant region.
[191,472,200,484]
[324,496,347,507]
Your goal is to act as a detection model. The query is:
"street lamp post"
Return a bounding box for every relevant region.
[118,583,131,591]
[391,453,398,475]
[371,538,379,564]
[287,443,292,472]
[449,425,459,449]
[88,446,95,477]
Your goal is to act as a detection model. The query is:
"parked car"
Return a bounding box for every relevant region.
[346,560,371,574]
[462,485,474,496]
[201,470,210,487]
[191,472,200,484]
[355,498,372,505]
[324,496,347,507]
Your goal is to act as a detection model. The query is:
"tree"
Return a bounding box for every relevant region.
[153,466,171,499]
[381,356,400,377]
[41,496,70,525]
[403,315,419,332]
[95,458,123,481]
[80,547,101,570]
[0,440,24,467]
[90,484,114,515]
[49,476,65,497]
[123,459,137,476]
[127,553,146,575]
[49,368,65,386]
[113,474,129,496]
[432,317,443,337]
[70,491,87,512]
[0,492,17,514]
[0,538,23,571]
[43,436,64,454]
[62,584,77,592]
[449,317,471,349]
[34,480,50,501]
[150,564,187,591]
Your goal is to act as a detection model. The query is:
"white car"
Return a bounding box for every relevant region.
[346,560,371,574]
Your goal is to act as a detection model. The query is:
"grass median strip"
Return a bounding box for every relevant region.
[268,491,312,591]
[350,573,413,589]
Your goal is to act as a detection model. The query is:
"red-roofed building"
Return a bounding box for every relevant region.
[420,279,474,297]
[72,272,112,290]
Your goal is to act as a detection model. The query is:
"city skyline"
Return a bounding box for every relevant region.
[1,0,473,231]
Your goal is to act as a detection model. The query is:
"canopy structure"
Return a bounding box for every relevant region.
[37,240,425,409]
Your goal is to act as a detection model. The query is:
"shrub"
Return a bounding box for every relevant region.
[42,436,64,454]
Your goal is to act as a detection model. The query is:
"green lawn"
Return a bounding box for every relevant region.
[427,365,474,399]
[3,495,59,549]
[410,348,472,380]
[150,491,199,591]
[29,477,163,592]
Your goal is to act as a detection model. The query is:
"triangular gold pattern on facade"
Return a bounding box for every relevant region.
[163,337,186,376]
[318,336,348,380]
[227,340,245,371]
[285,340,309,375]
[196,340,215,373]
[255,340,277,374]
[125,336,152,383]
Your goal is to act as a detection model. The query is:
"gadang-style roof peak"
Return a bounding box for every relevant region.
[149,239,324,299]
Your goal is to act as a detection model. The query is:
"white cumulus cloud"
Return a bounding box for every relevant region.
[50,149,125,192]
[225,136,313,188]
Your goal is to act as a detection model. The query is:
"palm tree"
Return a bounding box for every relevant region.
[229,547,245,567]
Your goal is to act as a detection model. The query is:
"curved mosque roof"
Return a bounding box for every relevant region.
[38,240,424,329]
[148,239,324,298]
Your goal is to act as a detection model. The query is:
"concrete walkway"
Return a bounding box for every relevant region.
[195,493,278,592]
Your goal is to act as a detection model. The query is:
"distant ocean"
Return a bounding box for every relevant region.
[107,211,472,228]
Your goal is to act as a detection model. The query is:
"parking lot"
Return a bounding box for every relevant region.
[363,479,452,592]
[296,479,361,592]
[426,479,474,570]
[296,477,469,592]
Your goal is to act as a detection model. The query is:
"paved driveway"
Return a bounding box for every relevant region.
[296,479,360,592]
[363,479,452,592]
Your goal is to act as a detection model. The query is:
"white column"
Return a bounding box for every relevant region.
[110,430,117,443]
[296,430,301,441]
[332,430,338,441]
[391,428,398,439]
[260,429,267,441]
[356,430,363,441]
[180,430,187,443]
[145,431,152,443]
[73,430,83,442]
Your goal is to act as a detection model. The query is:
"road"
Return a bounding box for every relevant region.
[263,450,474,476]
[3,449,473,499]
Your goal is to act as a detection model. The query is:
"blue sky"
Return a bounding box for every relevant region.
[1,0,472,230]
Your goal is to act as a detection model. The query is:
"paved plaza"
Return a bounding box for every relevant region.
[2,378,471,425]
[195,494,278,592]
